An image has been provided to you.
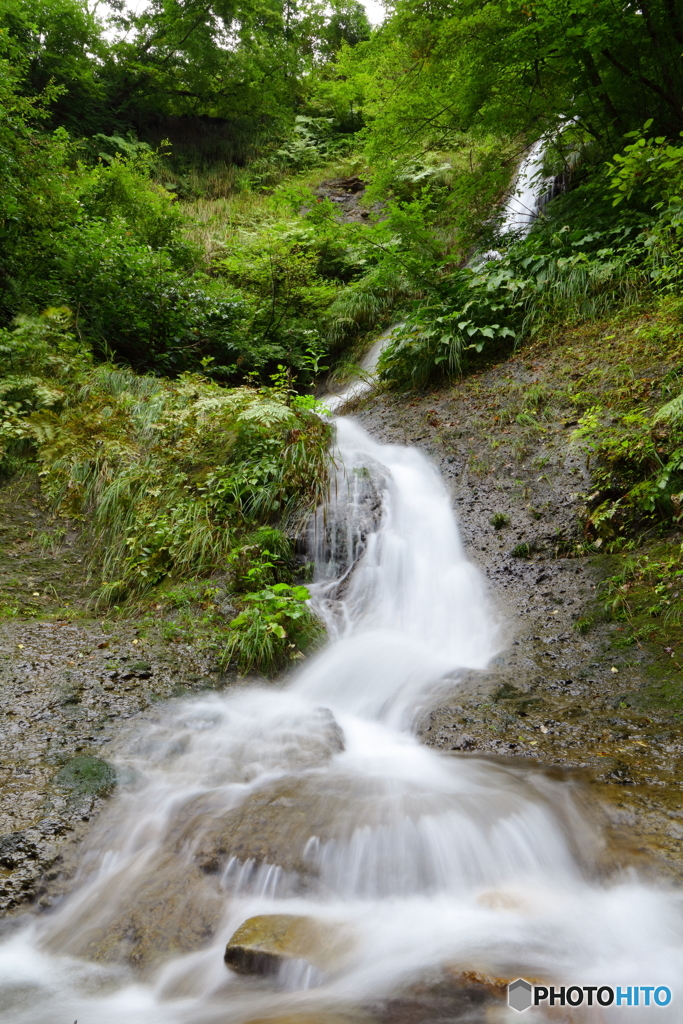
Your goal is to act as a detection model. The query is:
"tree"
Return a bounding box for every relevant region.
[333,0,683,167]
[0,0,112,134]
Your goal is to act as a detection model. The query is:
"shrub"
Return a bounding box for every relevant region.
[221,582,323,676]
[19,365,331,601]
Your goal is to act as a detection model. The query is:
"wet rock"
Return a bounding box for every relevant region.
[241,1014,375,1024]
[367,966,506,1024]
[0,818,70,911]
[598,760,635,785]
[47,854,224,971]
[224,913,350,975]
[0,831,37,870]
[0,607,227,913]
[313,177,377,224]
[449,734,477,751]
[172,775,356,878]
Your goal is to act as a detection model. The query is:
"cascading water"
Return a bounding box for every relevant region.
[324,326,398,414]
[499,139,554,235]
[1,417,682,1023]
[327,143,555,414]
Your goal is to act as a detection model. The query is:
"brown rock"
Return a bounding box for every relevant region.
[45,854,224,971]
[224,913,352,976]
[241,1014,375,1024]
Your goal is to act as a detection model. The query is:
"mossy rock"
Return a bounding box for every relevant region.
[52,756,117,797]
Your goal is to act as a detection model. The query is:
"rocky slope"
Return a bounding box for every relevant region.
[355,318,683,882]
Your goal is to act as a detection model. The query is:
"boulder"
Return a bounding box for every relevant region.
[45,853,224,971]
[170,773,373,879]
[224,914,351,976]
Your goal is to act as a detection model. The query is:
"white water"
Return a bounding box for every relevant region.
[324,326,398,414]
[1,418,682,1023]
[500,139,555,235]
[327,144,554,413]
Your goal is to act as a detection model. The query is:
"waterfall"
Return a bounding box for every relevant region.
[326,142,554,413]
[499,139,554,235]
[0,417,681,1023]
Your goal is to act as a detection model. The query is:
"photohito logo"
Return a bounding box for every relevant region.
[508,980,672,1012]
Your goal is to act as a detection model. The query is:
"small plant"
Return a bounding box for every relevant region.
[222,583,323,676]
[573,616,594,634]
[490,512,510,530]
[510,542,531,558]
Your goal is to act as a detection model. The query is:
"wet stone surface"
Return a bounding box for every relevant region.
[314,177,380,224]
[0,616,223,913]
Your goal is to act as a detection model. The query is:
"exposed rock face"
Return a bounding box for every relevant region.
[44,854,225,971]
[314,177,377,224]
[170,773,359,879]
[224,913,351,976]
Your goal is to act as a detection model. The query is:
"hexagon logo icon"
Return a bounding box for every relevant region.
[508,978,533,1012]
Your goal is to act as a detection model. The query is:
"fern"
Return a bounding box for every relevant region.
[23,365,331,601]
[654,393,683,426]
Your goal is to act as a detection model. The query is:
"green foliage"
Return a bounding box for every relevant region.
[0,54,356,385]
[0,0,109,135]
[599,549,683,672]
[510,542,531,559]
[562,302,683,545]
[490,512,510,530]
[0,0,371,165]
[0,307,89,472]
[53,756,117,796]
[335,0,683,169]
[607,126,683,210]
[573,401,683,539]
[1,325,331,601]
[222,582,323,676]
[275,115,356,171]
[373,129,683,388]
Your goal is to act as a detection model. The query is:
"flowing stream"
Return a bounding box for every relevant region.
[1,416,682,1022]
